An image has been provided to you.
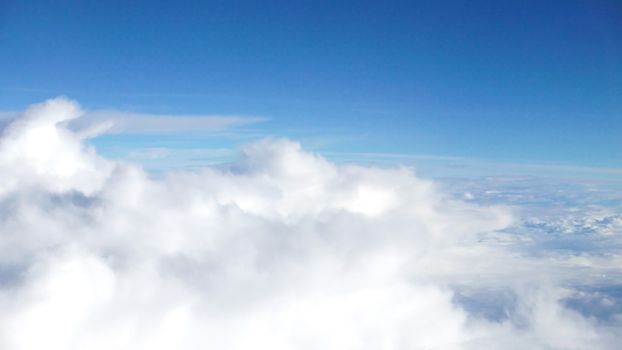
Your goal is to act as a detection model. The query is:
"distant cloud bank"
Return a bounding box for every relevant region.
[0,98,619,349]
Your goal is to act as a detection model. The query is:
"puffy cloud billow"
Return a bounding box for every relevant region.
[0,98,619,349]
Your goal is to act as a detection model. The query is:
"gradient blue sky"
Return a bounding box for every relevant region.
[1,0,621,171]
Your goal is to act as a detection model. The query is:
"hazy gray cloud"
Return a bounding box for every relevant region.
[71,110,266,138]
[0,98,619,349]
[0,103,265,139]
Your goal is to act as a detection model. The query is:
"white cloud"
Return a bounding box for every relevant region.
[0,98,619,349]
[0,98,113,195]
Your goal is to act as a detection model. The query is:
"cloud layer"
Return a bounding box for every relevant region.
[0,98,619,349]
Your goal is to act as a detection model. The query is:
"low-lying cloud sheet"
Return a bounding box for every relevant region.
[0,98,620,349]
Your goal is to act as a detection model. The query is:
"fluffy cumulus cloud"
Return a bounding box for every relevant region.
[0,98,620,349]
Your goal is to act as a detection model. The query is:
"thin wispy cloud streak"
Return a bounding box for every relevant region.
[73,110,267,136]
[0,108,265,138]
[0,98,620,349]
[321,152,622,180]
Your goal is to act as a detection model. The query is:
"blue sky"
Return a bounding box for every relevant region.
[1,0,621,172]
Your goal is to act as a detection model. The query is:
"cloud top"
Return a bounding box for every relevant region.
[0,98,113,195]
